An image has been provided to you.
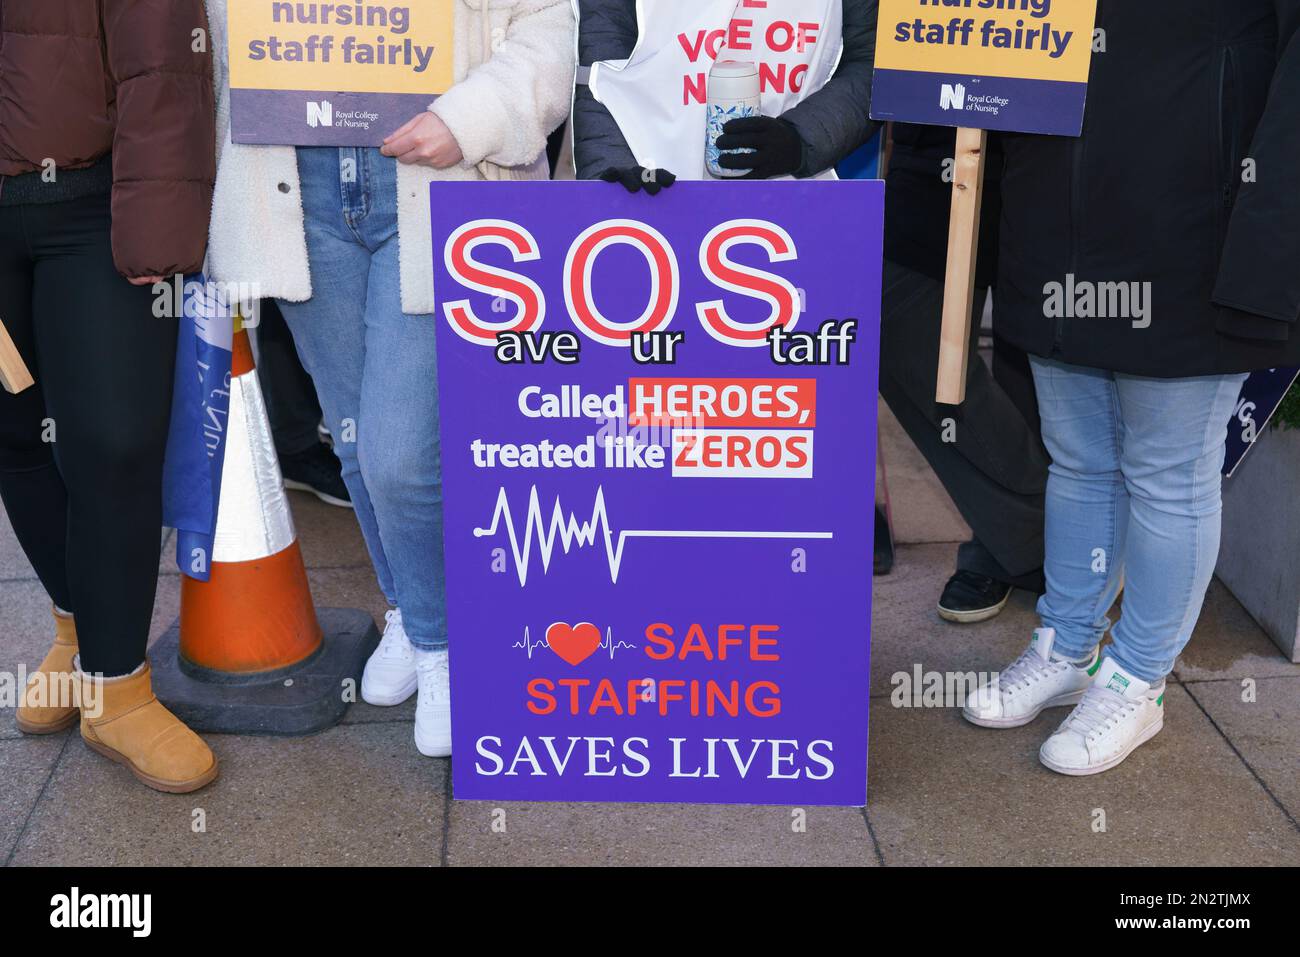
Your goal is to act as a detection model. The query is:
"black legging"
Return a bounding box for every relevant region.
[0,194,176,677]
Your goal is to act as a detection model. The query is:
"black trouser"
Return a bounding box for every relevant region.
[879,260,1047,590]
[0,195,176,676]
[256,298,324,459]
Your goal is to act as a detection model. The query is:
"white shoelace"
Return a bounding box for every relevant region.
[417,654,449,706]
[999,647,1067,691]
[378,609,412,661]
[1062,686,1137,740]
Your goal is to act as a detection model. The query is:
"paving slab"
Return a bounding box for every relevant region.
[872,561,1298,702]
[147,569,182,648]
[1182,676,1300,825]
[0,507,36,583]
[288,490,372,571]
[303,565,389,626]
[305,566,400,708]
[1,403,1294,869]
[864,684,1300,866]
[0,581,73,743]
[0,579,67,680]
[869,543,1041,698]
[1176,581,1300,682]
[2,572,181,740]
[8,721,447,867]
[307,566,414,726]
[877,399,970,546]
[445,799,878,866]
[155,527,175,576]
[0,733,71,864]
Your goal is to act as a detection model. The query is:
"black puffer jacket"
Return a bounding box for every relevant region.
[995,0,1300,377]
[573,0,878,179]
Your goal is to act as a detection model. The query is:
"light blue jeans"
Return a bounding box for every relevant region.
[277,147,447,650]
[1029,357,1247,683]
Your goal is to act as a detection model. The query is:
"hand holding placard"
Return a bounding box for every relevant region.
[226,0,455,146]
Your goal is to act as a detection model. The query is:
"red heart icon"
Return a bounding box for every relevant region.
[545,622,602,666]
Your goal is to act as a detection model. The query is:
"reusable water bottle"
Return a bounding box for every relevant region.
[705,60,761,178]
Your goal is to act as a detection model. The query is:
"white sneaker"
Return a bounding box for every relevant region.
[962,627,1099,728]
[414,649,451,758]
[360,609,416,706]
[1039,658,1165,775]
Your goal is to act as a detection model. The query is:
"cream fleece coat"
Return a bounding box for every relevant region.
[206,0,576,314]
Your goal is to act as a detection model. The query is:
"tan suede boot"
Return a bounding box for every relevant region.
[78,662,219,794]
[16,608,80,734]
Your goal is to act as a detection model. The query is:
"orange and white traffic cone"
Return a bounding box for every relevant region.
[152,313,379,735]
[180,324,321,674]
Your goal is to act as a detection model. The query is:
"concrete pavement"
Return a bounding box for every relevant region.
[1,401,1296,866]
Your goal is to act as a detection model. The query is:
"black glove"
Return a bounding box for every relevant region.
[599,166,678,196]
[715,116,805,179]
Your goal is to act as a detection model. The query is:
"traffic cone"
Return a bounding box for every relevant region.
[180,326,321,673]
[151,314,379,735]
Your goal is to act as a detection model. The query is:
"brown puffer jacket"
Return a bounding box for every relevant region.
[0,0,215,278]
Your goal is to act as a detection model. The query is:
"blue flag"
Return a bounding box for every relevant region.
[161,274,235,580]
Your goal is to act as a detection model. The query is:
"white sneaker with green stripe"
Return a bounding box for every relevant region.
[962,627,1100,729]
[1039,658,1165,776]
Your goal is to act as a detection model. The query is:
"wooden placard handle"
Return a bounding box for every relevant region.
[935,127,988,405]
[0,318,34,394]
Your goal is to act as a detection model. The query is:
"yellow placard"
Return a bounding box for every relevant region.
[874,0,1096,84]
[228,0,455,95]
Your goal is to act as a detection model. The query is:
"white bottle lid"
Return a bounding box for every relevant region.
[708,60,760,102]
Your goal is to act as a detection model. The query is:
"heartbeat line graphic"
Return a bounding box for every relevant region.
[513,626,637,660]
[474,486,833,585]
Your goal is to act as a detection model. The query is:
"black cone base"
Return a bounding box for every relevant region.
[149,607,380,735]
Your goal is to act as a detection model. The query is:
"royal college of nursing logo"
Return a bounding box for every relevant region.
[306,99,334,128]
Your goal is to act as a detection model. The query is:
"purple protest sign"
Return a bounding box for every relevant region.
[432,181,882,806]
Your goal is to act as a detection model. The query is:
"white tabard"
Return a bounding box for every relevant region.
[588,0,843,180]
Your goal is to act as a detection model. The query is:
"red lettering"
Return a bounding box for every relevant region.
[564,220,679,345]
[680,623,714,659]
[766,20,794,52]
[684,71,707,105]
[727,434,752,467]
[644,622,675,660]
[697,220,800,346]
[526,678,556,715]
[443,220,544,344]
[786,435,809,470]
[727,18,753,51]
[797,21,820,52]
[673,433,700,468]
